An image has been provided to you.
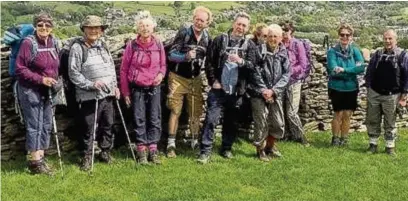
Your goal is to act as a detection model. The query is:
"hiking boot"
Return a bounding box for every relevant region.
[331,136,341,146]
[40,158,53,173]
[220,150,234,159]
[339,137,349,147]
[137,150,148,165]
[257,149,270,162]
[385,147,396,156]
[197,153,210,164]
[80,155,92,171]
[28,160,54,175]
[265,145,283,158]
[191,139,199,149]
[148,150,161,165]
[99,151,113,164]
[366,144,378,154]
[167,146,177,158]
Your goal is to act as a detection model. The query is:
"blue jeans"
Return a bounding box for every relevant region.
[200,89,241,154]
[131,85,162,145]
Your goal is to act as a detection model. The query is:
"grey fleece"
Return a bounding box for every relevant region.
[68,38,117,102]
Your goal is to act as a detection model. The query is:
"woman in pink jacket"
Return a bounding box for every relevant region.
[120,12,166,165]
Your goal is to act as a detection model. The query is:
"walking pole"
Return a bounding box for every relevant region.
[48,89,64,178]
[90,98,98,175]
[190,51,197,150]
[115,99,137,165]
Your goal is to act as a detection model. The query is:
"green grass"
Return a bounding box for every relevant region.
[2,130,408,201]
[112,1,242,16]
[112,2,174,15]
[33,2,88,13]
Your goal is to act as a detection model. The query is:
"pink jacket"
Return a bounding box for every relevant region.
[120,35,166,97]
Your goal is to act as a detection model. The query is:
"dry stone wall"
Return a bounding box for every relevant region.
[1,43,407,161]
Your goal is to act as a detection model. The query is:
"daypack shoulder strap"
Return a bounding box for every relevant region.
[184,26,192,45]
[71,39,89,63]
[26,35,38,64]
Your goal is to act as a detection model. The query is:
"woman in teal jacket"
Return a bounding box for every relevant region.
[326,23,365,146]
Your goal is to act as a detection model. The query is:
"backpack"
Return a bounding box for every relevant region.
[2,24,35,77]
[293,38,314,81]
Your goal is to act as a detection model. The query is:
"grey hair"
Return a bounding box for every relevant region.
[135,10,157,29]
[268,24,283,36]
[233,12,251,22]
[384,29,398,39]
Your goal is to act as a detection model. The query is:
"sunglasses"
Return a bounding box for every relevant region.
[36,23,52,28]
[340,33,351,38]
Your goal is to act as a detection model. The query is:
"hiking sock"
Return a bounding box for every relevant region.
[137,144,147,152]
[167,137,176,149]
[369,137,379,145]
[149,144,158,152]
[385,140,395,148]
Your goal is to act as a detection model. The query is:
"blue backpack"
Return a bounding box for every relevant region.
[2,24,35,77]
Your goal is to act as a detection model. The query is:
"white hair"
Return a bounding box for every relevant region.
[135,10,157,28]
[268,24,283,36]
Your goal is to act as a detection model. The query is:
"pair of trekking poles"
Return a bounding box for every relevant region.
[89,86,137,175]
[49,86,137,177]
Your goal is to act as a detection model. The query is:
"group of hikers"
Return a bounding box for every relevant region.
[5,6,408,175]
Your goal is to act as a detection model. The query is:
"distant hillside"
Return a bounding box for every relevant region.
[2,1,408,48]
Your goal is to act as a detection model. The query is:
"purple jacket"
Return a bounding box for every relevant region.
[15,34,59,88]
[285,38,307,84]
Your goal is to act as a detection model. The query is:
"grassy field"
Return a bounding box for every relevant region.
[2,130,408,201]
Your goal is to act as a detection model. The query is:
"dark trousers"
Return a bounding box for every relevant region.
[18,84,52,151]
[131,86,161,145]
[80,97,114,156]
[200,89,240,154]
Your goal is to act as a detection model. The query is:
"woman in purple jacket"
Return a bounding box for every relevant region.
[280,21,310,146]
[15,13,59,175]
[120,11,166,165]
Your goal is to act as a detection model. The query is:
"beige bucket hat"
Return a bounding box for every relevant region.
[80,15,108,32]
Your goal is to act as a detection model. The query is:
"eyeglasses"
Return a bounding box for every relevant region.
[340,33,351,38]
[36,23,52,28]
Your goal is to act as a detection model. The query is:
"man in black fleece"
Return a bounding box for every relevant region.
[197,12,257,164]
